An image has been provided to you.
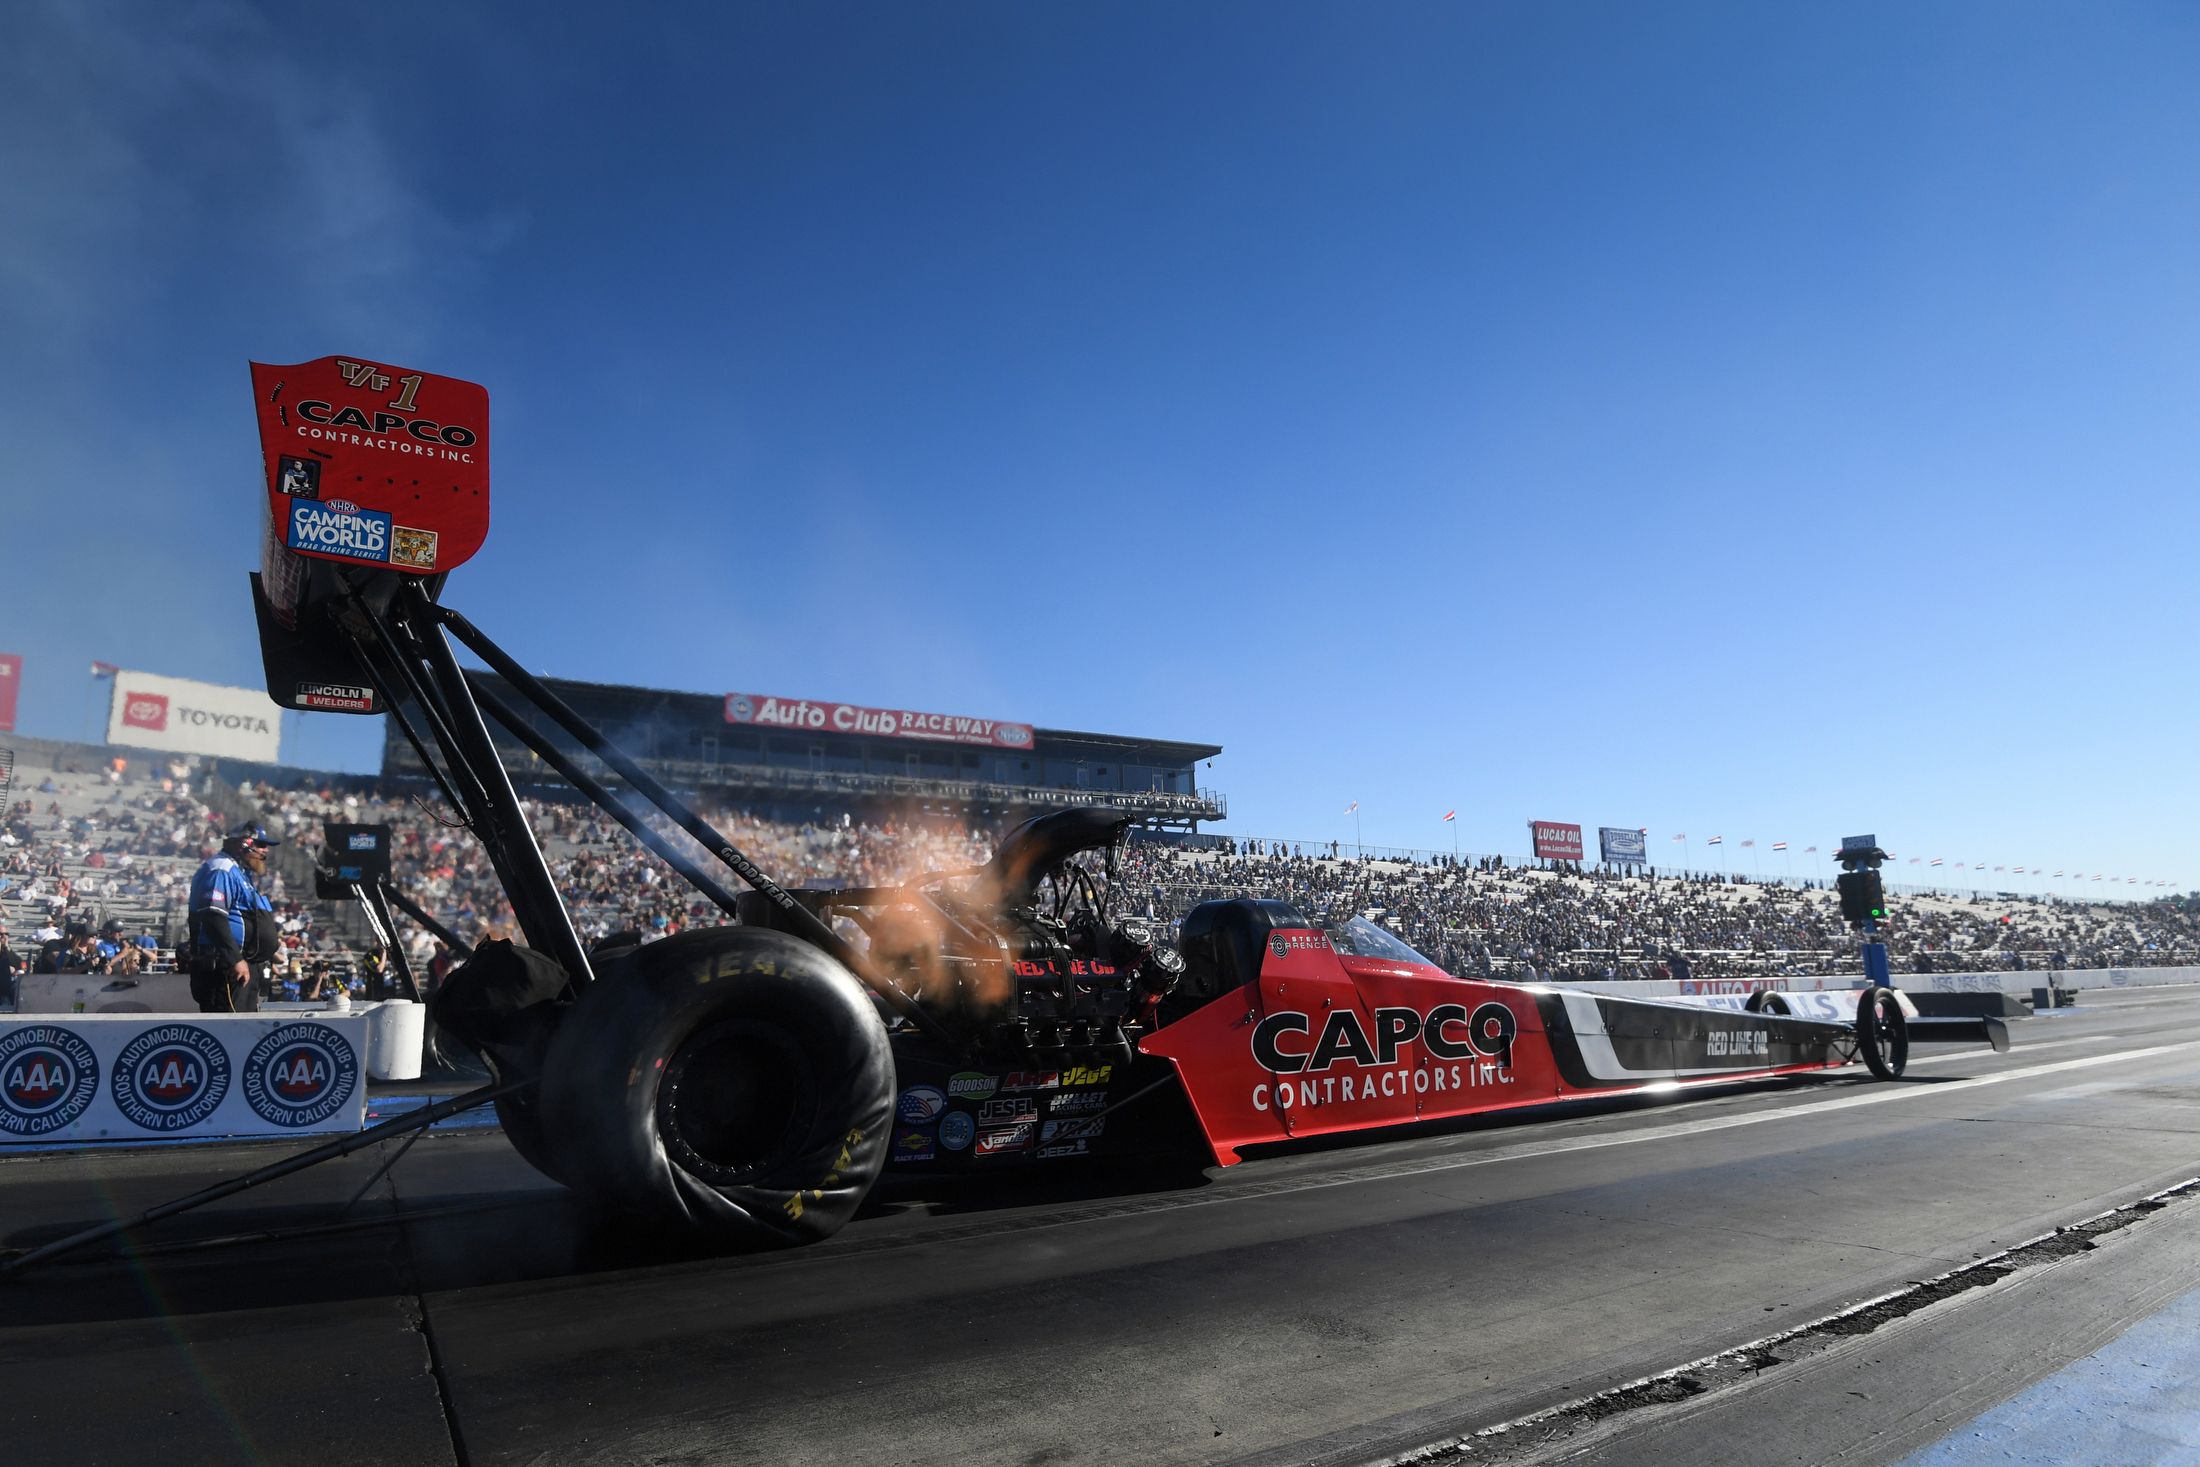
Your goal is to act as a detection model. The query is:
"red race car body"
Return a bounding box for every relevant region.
[1141,912,1852,1165]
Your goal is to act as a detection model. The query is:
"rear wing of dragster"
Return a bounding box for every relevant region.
[243,356,938,1035]
[1730,986,2013,1057]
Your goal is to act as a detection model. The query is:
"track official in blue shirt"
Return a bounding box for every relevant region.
[187,821,280,1013]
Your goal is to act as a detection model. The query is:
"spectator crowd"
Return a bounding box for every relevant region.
[7,742,2198,1005]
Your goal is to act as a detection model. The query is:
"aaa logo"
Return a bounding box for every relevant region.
[0,1027,99,1137]
[242,1024,358,1128]
[112,1025,231,1132]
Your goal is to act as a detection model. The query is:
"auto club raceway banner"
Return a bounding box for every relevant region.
[0,1014,365,1147]
[106,668,284,763]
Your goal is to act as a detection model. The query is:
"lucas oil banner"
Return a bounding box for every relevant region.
[251,355,491,579]
[1529,820,1583,862]
[1598,827,1648,865]
[107,669,283,762]
[0,1014,366,1146]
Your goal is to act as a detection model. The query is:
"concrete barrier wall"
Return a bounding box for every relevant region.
[1558,966,2200,1001]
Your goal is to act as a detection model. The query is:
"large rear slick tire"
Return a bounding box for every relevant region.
[540,927,894,1249]
[1857,986,1910,1080]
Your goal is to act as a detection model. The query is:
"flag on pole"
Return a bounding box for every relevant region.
[1442,810,1455,822]
[1740,839,1755,848]
[1975,863,1985,870]
[90,661,117,677]
[1705,835,1723,846]
[1804,845,1817,853]
[1995,866,2005,872]
[1929,858,1943,867]
[1671,833,1685,842]
[1910,858,1923,865]
[1345,801,1358,815]
[1772,841,1788,851]
[2014,867,2025,873]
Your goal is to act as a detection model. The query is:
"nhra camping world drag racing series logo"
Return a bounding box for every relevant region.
[0,1026,100,1137]
[287,499,394,564]
[112,1025,232,1132]
[242,1024,358,1128]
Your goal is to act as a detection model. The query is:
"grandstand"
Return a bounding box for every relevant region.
[382,674,1227,831]
[7,731,2198,1007]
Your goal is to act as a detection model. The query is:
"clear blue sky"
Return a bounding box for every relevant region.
[4,2,2196,892]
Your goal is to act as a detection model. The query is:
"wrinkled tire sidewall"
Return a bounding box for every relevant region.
[543,929,893,1247]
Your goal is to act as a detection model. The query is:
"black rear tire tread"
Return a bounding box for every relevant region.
[540,927,894,1249]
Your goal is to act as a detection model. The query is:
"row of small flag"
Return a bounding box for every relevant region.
[1354,803,2174,888]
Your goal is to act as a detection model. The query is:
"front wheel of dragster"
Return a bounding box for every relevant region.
[539,927,894,1248]
[1856,986,1909,1080]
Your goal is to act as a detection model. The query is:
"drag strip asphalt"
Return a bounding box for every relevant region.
[6,985,2200,1467]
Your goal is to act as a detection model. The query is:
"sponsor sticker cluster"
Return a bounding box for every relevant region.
[285,499,439,571]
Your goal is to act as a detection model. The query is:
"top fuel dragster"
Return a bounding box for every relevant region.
[234,355,2012,1250]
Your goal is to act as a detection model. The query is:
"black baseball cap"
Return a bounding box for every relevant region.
[225,821,282,847]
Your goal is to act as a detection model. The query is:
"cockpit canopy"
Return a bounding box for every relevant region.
[1322,915,1443,968]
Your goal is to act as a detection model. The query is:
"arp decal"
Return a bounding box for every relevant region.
[112,1024,231,1132]
[0,1026,99,1137]
[241,1024,357,1128]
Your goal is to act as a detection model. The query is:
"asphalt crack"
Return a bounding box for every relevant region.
[1377,1174,2200,1466]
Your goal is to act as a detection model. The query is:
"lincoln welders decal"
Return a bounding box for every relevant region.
[0,1026,99,1137]
[241,1024,358,1128]
[112,1024,231,1132]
